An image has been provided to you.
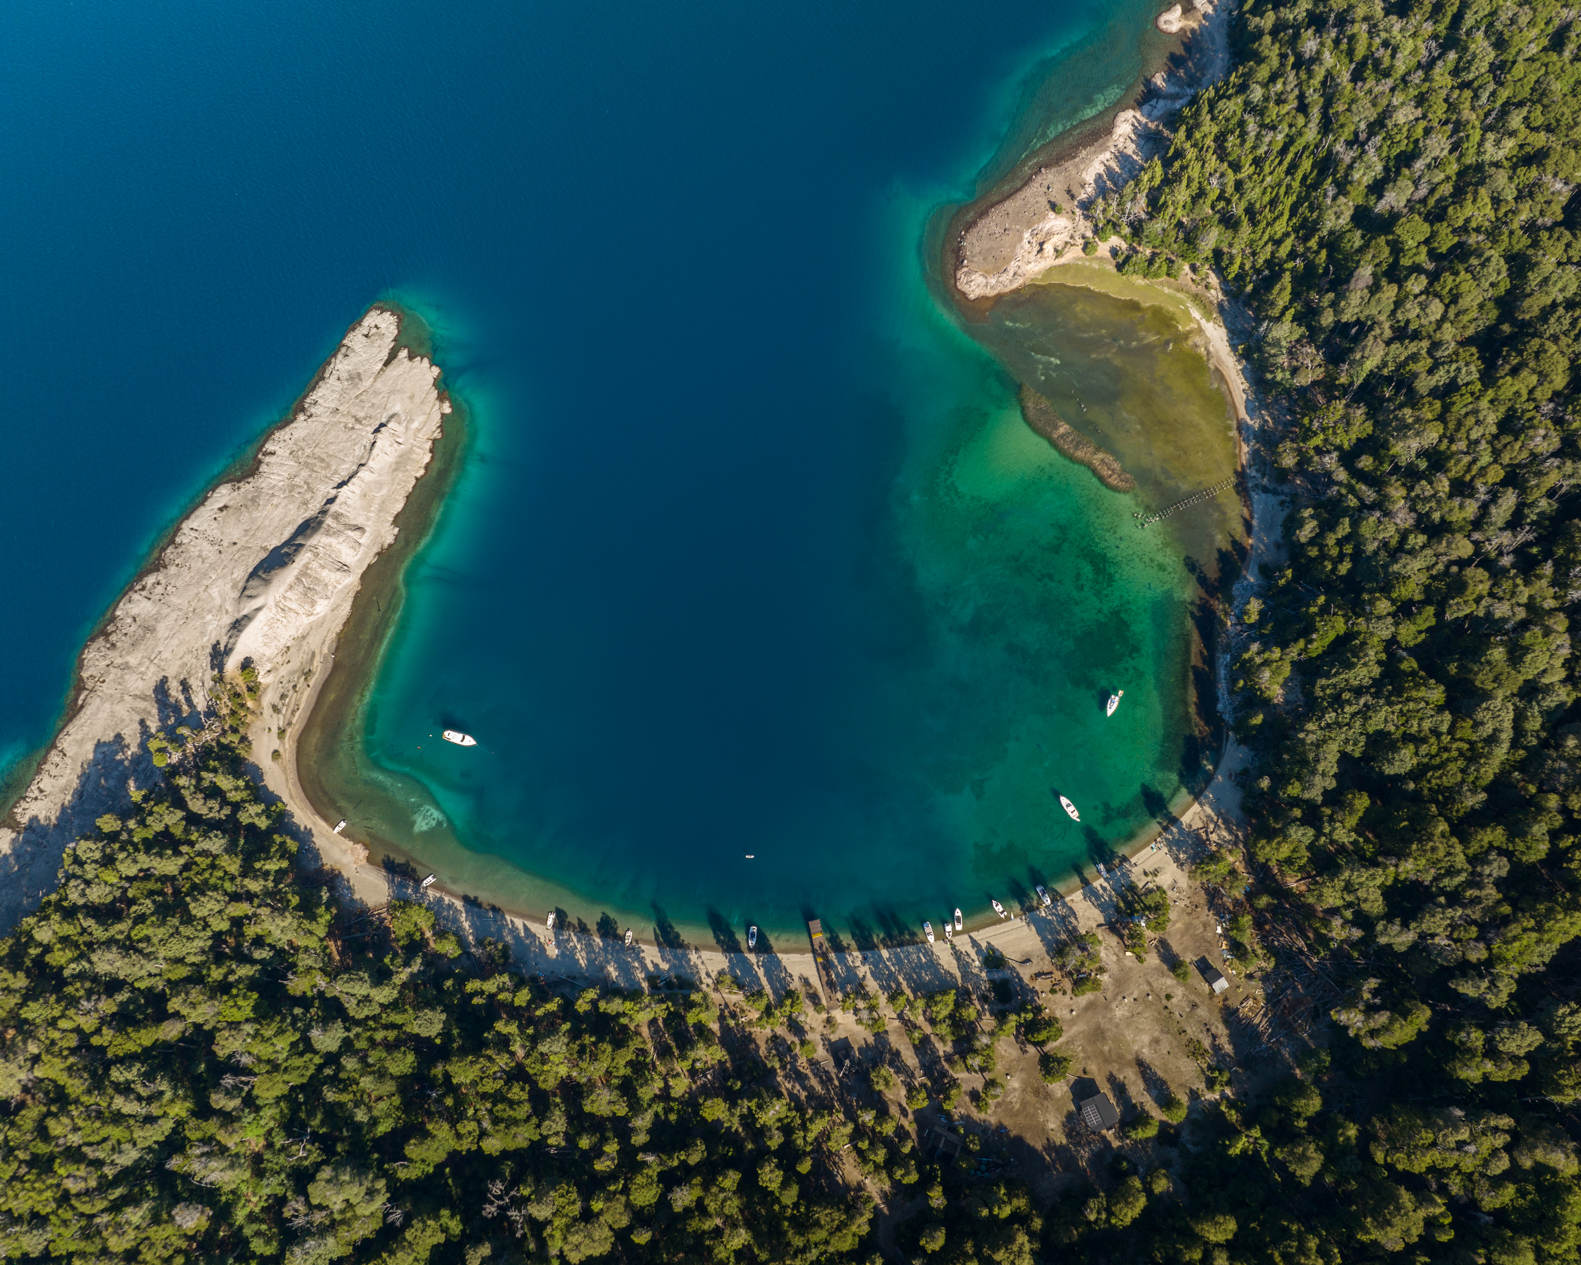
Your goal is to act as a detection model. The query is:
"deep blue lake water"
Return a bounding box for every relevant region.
[0,0,1198,938]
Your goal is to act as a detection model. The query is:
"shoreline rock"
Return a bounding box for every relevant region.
[0,308,449,931]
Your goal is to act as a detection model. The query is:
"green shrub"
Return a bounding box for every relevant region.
[1039,1051,1073,1082]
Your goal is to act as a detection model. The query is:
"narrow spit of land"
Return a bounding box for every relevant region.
[0,308,450,931]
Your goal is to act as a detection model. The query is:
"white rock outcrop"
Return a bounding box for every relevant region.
[0,308,449,929]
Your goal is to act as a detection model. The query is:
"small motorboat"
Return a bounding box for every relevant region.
[545,910,556,932]
[1095,861,1108,878]
[1060,795,1081,822]
[924,921,935,944]
[1106,689,1124,717]
[944,922,954,940]
[420,874,436,889]
[624,929,634,948]
[747,925,758,951]
[953,908,964,931]
[1036,884,1052,907]
[442,730,477,747]
[991,899,1007,919]
[333,819,347,834]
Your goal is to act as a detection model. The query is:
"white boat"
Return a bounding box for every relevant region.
[624,929,634,948]
[420,873,436,889]
[991,899,1007,919]
[1036,884,1052,907]
[1106,689,1124,717]
[1095,861,1108,877]
[545,910,556,931]
[1060,795,1081,822]
[747,925,758,951]
[944,922,954,940]
[442,730,477,746]
[333,819,347,834]
[924,921,935,944]
[953,908,963,931]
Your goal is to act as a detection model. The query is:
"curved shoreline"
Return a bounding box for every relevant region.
[937,0,1282,947]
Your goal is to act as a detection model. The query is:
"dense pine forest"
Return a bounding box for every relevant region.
[6,0,1581,1260]
[1085,0,1581,1257]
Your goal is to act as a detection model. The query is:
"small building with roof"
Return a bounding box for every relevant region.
[1202,964,1230,994]
[1076,1090,1120,1132]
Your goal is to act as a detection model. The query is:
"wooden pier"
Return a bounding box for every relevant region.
[1134,476,1237,528]
[806,919,834,1005]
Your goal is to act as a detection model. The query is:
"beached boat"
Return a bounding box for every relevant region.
[545,910,556,931]
[953,908,964,931]
[924,921,935,944]
[420,873,436,888]
[1036,884,1052,907]
[333,819,347,834]
[944,922,953,940]
[991,899,1006,919]
[442,730,477,746]
[1106,689,1124,717]
[624,929,633,948]
[1060,795,1081,822]
[1095,861,1108,878]
[748,925,758,950]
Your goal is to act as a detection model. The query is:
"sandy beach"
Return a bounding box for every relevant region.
[0,308,449,931]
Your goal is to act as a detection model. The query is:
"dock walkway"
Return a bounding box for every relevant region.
[1135,476,1237,528]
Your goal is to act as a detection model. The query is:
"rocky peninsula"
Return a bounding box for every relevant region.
[953,0,1234,301]
[0,308,449,929]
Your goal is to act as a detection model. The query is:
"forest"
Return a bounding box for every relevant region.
[1082,0,1581,1257]
[6,0,1581,1260]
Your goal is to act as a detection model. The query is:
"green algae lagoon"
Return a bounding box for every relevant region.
[288,1,1243,945]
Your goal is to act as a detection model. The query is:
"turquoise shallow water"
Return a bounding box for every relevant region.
[0,0,1203,940]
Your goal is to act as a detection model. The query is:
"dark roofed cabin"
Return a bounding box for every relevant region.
[1077,1091,1119,1132]
[1202,964,1230,994]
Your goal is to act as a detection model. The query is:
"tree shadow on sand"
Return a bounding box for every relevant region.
[652,904,688,950]
[708,908,743,955]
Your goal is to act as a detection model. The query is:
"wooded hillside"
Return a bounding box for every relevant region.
[6,0,1581,1260]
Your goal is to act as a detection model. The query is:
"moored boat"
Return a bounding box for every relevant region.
[1060,795,1081,822]
[944,922,953,940]
[953,908,964,931]
[420,873,436,889]
[748,925,758,951]
[1106,689,1124,717]
[546,910,556,931]
[1036,884,1052,907]
[442,730,477,746]
[624,928,634,948]
[924,921,935,944]
[333,819,347,834]
[1095,861,1108,878]
[991,899,1006,919]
